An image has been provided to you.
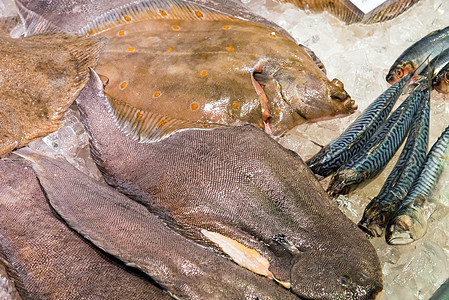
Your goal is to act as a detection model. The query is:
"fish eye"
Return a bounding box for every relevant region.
[444,72,449,82]
[339,275,351,286]
[396,68,404,78]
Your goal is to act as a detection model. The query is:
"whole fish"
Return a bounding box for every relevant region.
[16,148,299,300]
[358,89,430,237]
[0,21,103,156]
[327,78,430,197]
[386,124,449,245]
[16,0,356,139]
[307,73,412,178]
[0,156,171,299]
[278,0,419,24]
[386,25,449,84]
[77,68,383,299]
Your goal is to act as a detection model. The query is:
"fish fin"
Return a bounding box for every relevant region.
[0,248,29,300]
[81,0,241,35]
[15,0,61,36]
[106,94,222,143]
[298,44,327,74]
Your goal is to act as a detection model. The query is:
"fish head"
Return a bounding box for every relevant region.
[386,61,415,84]
[433,71,449,94]
[326,168,364,198]
[273,67,357,122]
[290,245,383,299]
[357,197,392,237]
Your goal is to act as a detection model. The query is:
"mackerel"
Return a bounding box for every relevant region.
[327,77,430,197]
[386,25,449,84]
[307,73,412,178]
[433,61,449,94]
[386,124,449,245]
[358,88,430,237]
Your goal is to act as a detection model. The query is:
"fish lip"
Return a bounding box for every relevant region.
[357,221,382,238]
[386,230,414,245]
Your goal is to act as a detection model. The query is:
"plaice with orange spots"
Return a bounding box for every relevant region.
[0,20,103,157]
[17,0,356,143]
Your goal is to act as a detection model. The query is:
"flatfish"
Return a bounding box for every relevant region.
[16,0,356,140]
[0,20,103,156]
[16,148,299,300]
[0,156,171,299]
[76,69,382,299]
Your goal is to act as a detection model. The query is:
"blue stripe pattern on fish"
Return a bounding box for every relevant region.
[307,73,412,178]
[387,25,449,84]
[358,88,430,237]
[385,124,449,245]
[327,77,430,197]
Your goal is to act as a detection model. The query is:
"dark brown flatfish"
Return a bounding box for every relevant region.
[0,23,103,156]
[279,0,420,24]
[76,69,382,300]
[16,148,299,300]
[0,156,171,299]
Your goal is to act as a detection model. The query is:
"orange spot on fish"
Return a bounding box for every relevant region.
[167,47,173,51]
[275,109,281,115]
[172,25,180,31]
[201,70,207,76]
[120,81,127,89]
[154,92,161,98]
[88,30,93,35]
[226,46,234,51]
[118,30,125,36]
[136,112,143,119]
[195,11,204,18]
[233,102,239,109]
[128,47,134,52]
[157,120,167,128]
[201,124,211,128]
[124,15,132,22]
[269,32,277,38]
[159,10,167,16]
[191,103,199,110]
[114,100,118,104]
[38,24,43,31]
[223,25,230,30]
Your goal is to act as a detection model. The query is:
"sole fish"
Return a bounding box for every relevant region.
[327,78,430,197]
[76,68,383,300]
[386,124,449,245]
[0,156,171,299]
[307,73,412,178]
[16,148,299,300]
[358,87,430,237]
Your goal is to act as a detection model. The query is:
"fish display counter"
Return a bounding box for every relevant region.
[1,0,449,299]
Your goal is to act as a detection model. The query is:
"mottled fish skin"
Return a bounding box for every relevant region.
[0,25,103,157]
[358,88,430,237]
[386,25,449,84]
[327,78,430,197]
[76,69,382,300]
[386,124,449,245]
[307,73,412,178]
[16,148,300,300]
[433,61,449,94]
[429,277,449,300]
[0,156,171,300]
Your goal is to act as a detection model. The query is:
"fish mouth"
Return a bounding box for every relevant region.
[358,220,383,238]
[330,91,358,115]
[386,227,414,245]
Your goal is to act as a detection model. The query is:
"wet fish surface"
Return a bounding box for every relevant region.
[16,148,300,300]
[0,156,171,299]
[307,73,412,178]
[0,259,20,300]
[358,87,430,237]
[433,61,449,94]
[76,69,382,299]
[386,25,449,84]
[386,124,449,245]
[16,0,356,139]
[327,78,430,197]
[0,22,103,156]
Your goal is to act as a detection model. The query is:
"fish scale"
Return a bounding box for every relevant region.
[358,87,430,237]
[386,123,449,245]
[307,73,412,178]
[327,78,429,197]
